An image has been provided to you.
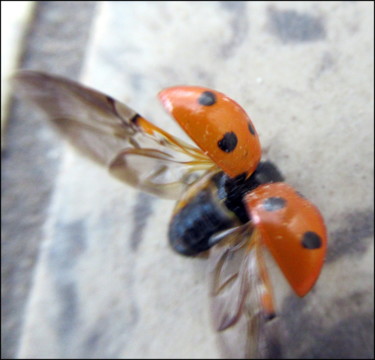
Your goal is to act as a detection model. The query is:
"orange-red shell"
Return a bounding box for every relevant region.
[244,183,327,297]
[158,86,261,178]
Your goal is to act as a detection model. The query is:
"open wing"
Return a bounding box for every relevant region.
[208,226,281,359]
[12,71,215,199]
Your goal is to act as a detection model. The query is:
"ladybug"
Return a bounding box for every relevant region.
[13,71,327,358]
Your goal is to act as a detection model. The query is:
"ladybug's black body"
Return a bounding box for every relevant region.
[168,161,284,256]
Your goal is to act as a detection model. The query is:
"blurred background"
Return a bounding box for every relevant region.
[2,1,374,358]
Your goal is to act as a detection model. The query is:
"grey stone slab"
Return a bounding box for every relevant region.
[1,1,35,146]
[1,2,97,359]
[14,1,374,359]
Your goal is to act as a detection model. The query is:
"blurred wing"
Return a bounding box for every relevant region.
[12,71,215,199]
[109,148,216,198]
[208,227,281,359]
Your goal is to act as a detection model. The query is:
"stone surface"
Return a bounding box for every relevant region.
[1,1,35,146]
[1,2,97,359]
[3,1,374,359]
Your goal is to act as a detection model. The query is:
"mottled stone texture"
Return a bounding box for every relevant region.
[3,1,374,359]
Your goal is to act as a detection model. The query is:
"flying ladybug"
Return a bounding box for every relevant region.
[12,71,327,358]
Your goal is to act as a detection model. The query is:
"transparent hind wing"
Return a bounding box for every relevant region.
[208,227,280,358]
[109,147,216,198]
[12,71,215,199]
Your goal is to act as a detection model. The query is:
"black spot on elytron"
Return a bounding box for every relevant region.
[217,132,238,152]
[302,231,322,249]
[263,197,286,211]
[248,122,256,135]
[198,91,216,106]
